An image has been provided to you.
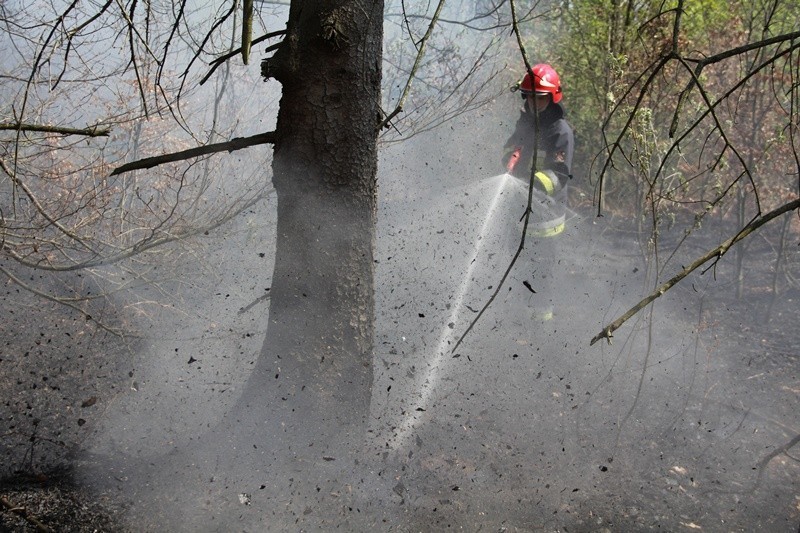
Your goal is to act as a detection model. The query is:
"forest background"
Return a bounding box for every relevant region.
[1,0,798,531]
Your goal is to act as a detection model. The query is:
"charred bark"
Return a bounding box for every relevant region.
[235,0,383,449]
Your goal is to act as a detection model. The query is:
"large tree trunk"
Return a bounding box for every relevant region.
[83,5,385,525]
[236,0,383,454]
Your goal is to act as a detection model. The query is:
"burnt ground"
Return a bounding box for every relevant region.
[0,270,137,532]
[1,212,799,532]
[362,202,800,533]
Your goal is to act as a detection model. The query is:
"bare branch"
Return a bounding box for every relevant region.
[591,197,800,345]
[688,29,800,67]
[200,31,285,86]
[0,123,110,137]
[155,0,187,90]
[601,6,800,218]
[387,1,546,32]
[110,131,276,175]
[660,40,800,180]
[378,0,446,130]
[175,2,237,101]
[67,0,114,38]
[0,159,96,252]
[450,0,540,353]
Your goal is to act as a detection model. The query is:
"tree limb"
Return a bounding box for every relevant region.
[591,197,800,345]
[0,122,109,137]
[110,131,276,175]
[201,37,283,86]
[687,28,800,67]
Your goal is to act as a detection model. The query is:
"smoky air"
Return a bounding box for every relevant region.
[1,2,798,532]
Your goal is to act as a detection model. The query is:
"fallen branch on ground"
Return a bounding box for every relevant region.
[1,496,55,533]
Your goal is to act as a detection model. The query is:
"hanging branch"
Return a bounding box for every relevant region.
[596,3,800,217]
[155,0,187,90]
[110,131,276,175]
[658,40,800,192]
[450,0,539,354]
[166,1,238,134]
[590,197,800,345]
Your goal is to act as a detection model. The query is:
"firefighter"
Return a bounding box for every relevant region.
[502,63,575,322]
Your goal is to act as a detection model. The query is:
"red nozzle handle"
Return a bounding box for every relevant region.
[506,146,522,173]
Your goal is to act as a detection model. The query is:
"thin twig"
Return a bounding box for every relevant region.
[0,264,124,336]
[378,0,446,130]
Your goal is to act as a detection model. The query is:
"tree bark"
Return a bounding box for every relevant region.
[235,0,383,452]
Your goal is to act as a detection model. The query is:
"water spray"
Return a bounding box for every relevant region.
[388,172,525,450]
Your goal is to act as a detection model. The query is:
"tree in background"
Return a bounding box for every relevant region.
[548,0,800,343]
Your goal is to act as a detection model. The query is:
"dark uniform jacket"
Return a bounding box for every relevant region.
[502,100,574,182]
[502,101,575,238]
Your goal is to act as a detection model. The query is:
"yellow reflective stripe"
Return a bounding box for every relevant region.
[534,171,555,195]
[529,213,565,237]
[532,222,565,237]
[532,309,554,321]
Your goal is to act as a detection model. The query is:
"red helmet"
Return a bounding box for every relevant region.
[519,63,562,104]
